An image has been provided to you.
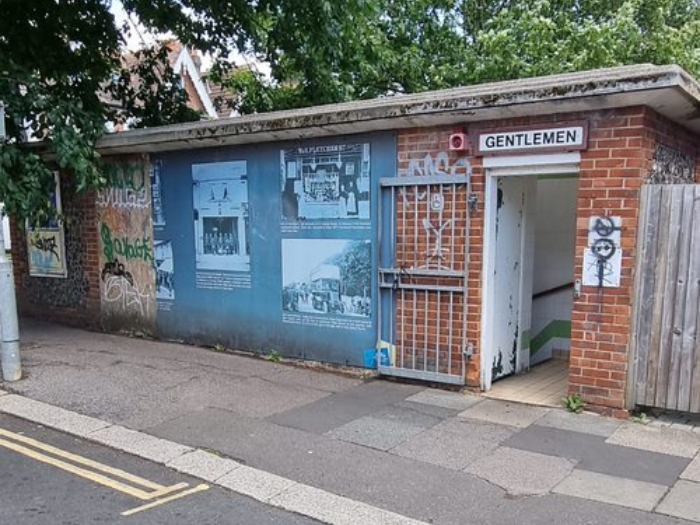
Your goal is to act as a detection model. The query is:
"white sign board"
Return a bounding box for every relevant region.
[477,124,587,155]
[582,216,622,288]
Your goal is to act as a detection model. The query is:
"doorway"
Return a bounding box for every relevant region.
[481,155,579,406]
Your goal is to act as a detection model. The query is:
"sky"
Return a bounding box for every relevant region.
[109,0,269,76]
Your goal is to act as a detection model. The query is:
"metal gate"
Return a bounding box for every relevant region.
[378,175,471,385]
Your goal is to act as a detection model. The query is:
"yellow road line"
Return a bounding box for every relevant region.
[0,437,156,500]
[0,426,208,515]
[121,484,210,517]
[146,482,190,499]
[0,428,164,490]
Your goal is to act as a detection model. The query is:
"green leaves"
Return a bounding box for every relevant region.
[0,2,197,224]
[106,44,201,128]
[0,0,697,225]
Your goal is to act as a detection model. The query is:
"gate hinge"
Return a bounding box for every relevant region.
[463,342,474,359]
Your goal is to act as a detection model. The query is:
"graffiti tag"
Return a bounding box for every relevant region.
[422,218,452,270]
[399,152,471,209]
[402,152,472,178]
[30,235,60,260]
[103,274,153,318]
[101,223,153,263]
[583,216,622,288]
[97,163,149,210]
[101,258,134,287]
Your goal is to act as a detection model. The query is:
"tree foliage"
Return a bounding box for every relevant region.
[0,0,698,223]
[0,0,199,224]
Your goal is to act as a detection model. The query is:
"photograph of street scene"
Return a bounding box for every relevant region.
[154,240,175,300]
[281,143,370,221]
[282,239,371,317]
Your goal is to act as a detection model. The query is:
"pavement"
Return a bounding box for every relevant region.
[2,318,700,524]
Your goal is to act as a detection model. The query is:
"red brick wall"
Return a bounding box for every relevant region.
[396,127,483,386]
[10,175,101,328]
[569,108,699,416]
[398,107,699,414]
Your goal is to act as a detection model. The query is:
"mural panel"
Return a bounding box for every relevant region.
[281,143,371,234]
[153,133,395,366]
[98,157,156,332]
[192,161,251,290]
[282,239,371,330]
[26,173,67,278]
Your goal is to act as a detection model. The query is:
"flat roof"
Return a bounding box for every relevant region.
[98,64,700,155]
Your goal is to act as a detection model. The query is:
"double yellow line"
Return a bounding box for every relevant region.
[0,427,208,516]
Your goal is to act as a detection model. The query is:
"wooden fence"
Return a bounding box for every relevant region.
[631,184,700,412]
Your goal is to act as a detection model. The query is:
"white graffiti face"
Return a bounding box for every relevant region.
[103,275,153,317]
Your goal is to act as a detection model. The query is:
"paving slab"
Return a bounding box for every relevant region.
[166,449,242,482]
[88,424,193,464]
[680,454,700,482]
[656,480,700,522]
[458,399,549,428]
[372,404,444,428]
[218,465,298,501]
[391,418,516,470]
[465,447,576,496]
[553,470,668,512]
[606,423,700,458]
[267,380,424,434]
[327,415,427,451]
[405,389,482,411]
[505,424,690,486]
[147,407,508,525]
[393,400,461,420]
[0,394,110,437]
[535,410,622,437]
[270,484,428,525]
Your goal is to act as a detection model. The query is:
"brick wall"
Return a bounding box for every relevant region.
[396,127,483,386]
[398,107,699,414]
[10,175,101,328]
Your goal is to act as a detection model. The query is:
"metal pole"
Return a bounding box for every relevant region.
[0,102,21,381]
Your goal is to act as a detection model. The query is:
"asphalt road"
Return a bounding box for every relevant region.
[0,414,320,525]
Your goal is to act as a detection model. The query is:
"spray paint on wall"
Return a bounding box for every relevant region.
[97,158,156,332]
[26,173,67,278]
[582,216,622,288]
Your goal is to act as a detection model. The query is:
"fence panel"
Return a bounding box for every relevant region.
[632,184,700,412]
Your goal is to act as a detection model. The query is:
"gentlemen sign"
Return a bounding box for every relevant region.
[476,123,588,155]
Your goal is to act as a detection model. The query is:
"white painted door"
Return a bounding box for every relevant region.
[490,177,527,381]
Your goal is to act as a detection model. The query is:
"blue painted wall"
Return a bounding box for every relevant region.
[152,132,396,366]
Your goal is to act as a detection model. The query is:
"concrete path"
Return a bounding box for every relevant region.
[2,319,700,524]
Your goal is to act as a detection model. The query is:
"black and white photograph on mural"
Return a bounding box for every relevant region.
[154,240,175,300]
[281,143,370,221]
[192,161,250,272]
[282,239,371,317]
[151,159,166,227]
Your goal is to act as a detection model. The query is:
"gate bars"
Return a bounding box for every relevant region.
[378,174,471,385]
